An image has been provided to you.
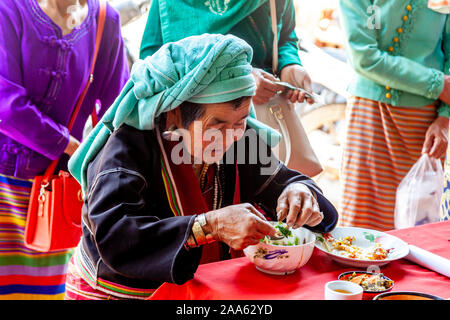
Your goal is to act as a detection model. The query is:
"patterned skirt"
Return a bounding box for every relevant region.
[0,174,73,300]
[339,97,438,231]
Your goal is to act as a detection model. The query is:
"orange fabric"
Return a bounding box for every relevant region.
[149,221,450,300]
[429,0,450,8]
[340,97,437,231]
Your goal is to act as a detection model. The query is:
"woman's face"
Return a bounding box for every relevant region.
[169,98,251,164]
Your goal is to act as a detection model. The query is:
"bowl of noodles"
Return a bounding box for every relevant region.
[243,221,316,275]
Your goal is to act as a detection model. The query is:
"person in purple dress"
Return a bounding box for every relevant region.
[0,0,129,299]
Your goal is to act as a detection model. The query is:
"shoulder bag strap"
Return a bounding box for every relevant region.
[268,0,292,164]
[268,0,322,175]
[269,0,279,77]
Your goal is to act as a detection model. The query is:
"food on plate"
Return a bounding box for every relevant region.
[260,222,305,246]
[340,272,393,292]
[316,233,392,260]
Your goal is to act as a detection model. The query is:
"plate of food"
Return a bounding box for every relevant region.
[338,271,394,299]
[315,227,409,267]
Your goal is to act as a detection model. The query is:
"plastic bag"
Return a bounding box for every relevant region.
[394,154,444,229]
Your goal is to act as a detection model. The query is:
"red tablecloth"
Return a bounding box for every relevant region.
[150,221,450,300]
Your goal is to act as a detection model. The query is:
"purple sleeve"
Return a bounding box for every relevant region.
[96,9,130,119]
[0,5,70,161]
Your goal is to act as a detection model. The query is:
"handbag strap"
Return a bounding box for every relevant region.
[42,0,107,183]
[269,0,292,164]
[269,0,278,77]
[67,0,106,132]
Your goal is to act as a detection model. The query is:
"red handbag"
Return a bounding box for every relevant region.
[24,1,107,252]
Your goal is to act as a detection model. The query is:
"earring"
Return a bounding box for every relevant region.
[162,125,181,141]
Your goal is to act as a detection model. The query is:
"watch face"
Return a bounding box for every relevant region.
[198,214,207,226]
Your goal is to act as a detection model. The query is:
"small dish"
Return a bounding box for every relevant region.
[373,291,444,300]
[338,271,394,299]
[324,280,363,300]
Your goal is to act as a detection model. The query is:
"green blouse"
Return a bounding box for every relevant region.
[139,0,302,75]
[339,0,449,117]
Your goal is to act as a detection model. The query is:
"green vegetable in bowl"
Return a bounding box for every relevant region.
[260,222,304,246]
[275,223,292,238]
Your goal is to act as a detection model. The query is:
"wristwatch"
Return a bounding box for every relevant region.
[196,213,215,244]
[197,213,208,227]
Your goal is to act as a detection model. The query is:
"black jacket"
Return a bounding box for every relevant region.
[80,124,338,290]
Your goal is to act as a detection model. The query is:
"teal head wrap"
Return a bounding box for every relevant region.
[69,33,281,193]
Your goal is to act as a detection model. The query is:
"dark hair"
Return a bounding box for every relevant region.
[158,96,250,128]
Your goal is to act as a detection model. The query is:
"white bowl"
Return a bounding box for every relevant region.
[243,223,316,275]
[324,280,363,300]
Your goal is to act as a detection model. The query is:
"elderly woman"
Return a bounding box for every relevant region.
[339,0,449,230]
[64,34,338,300]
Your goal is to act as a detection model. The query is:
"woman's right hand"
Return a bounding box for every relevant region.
[203,203,277,251]
[251,68,285,105]
[64,135,81,157]
[439,75,450,106]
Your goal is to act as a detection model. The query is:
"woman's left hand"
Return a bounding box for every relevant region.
[422,116,449,159]
[280,64,314,104]
[276,182,323,228]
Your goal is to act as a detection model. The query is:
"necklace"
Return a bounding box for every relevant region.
[199,163,224,211]
[213,164,225,211]
[199,163,210,192]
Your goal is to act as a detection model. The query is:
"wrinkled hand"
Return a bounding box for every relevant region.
[204,203,277,250]
[276,183,323,228]
[422,116,449,159]
[251,68,285,105]
[439,75,450,106]
[64,135,81,157]
[280,64,314,104]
